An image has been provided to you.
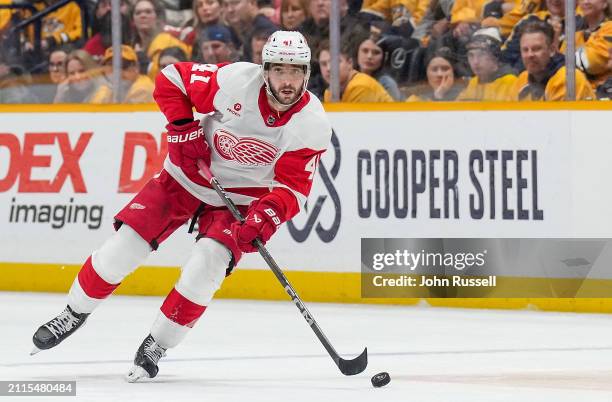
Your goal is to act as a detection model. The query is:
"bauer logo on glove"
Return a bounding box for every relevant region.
[165,120,211,185]
[232,200,284,253]
[167,127,205,143]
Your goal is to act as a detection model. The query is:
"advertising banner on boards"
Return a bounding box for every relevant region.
[0,110,609,274]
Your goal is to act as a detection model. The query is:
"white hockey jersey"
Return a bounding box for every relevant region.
[154,62,332,221]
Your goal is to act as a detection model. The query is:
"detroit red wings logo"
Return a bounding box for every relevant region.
[213,130,279,166]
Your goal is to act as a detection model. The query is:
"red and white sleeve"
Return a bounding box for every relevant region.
[263,148,325,222]
[153,62,229,123]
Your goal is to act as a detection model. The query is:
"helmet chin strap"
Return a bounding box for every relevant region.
[262,66,310,112]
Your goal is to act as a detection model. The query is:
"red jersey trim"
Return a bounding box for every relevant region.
[273,148,324,197]
[257,86,310,127]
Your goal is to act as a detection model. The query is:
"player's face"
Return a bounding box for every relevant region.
[520,32,554,77]
[267,64,306,105]
[467,48,498,81]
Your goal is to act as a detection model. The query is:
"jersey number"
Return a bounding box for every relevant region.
[190,64,218,84]
[305,155,320,180]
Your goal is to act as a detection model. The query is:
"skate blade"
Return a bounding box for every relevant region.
[30,346,42,356]
[125,365,150,383]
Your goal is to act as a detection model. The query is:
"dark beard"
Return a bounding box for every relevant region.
[271,86,299,105]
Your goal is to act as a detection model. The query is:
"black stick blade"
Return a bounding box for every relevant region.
[337,347,368,376]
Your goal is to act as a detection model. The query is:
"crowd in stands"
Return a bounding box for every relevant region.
[0,0,610,103]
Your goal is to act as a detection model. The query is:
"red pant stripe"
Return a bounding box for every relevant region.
[160,288,206,328]
[77,256,119,299]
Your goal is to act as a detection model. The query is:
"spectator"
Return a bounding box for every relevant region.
[318,40,394,102]
[194,24,239,63]
[48,49,68,86]
[84,0,133,59]
[573,0,611,88]
[359,0,429,29]
[300,0,361,50]
[159,0,194,27]
[91,0,130,36]
[355,34,402,99]
[223,0,277,53]
[412,0,454,47]
[131,0,191,79]
[35,49,68,103]
[595,35,611,98]
[511,20,595,100]
[54,50,104,103]
[414,0,476,77]
[301,0,332,40]
[248,25,276,64]
[501,0,575,71]
[25,0,83,51]
[482,0,544,37]
[280,0,309,30]
[257,0,278,24]
[450,0,487,27]
[406,46,463,100]
[91,45,155,103]
[457,27,517,100]
[301,0,360,97]
[575,0,610,42]
[195,0,224,27]
[448,0,486,52]
[165,0,228,46]
[158,46,189,70]
[431,15,479,77]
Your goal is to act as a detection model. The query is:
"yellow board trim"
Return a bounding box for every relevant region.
[1,101,612,114]
[323,101,612,112]
[0,104,161,113]
[3,262,612,314]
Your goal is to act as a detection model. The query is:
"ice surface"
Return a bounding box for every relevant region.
[2,292,612,401]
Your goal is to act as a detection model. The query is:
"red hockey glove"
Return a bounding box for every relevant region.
[231,198,283,253]
[166,120,211,183]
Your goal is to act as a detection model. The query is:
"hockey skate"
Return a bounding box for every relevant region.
[126,334,167,383]
[31,305,89,355]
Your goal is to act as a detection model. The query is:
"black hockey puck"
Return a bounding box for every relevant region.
[371,372,391,387]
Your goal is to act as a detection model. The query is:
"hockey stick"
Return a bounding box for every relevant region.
[197,160,367,376]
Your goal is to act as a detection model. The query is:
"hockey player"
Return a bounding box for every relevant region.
[31,30,331,382]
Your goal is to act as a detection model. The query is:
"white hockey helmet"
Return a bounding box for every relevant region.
[261,31,311,106]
